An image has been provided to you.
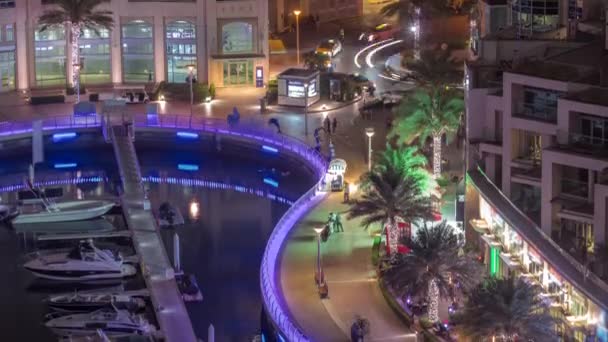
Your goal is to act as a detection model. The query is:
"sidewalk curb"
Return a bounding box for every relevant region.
[267,96,362,115]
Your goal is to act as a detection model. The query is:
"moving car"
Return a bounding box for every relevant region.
[359,23,399,43]
[315,39,342,57]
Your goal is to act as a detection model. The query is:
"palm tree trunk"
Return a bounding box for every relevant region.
[432,133,442,179]
[70,23,81,100]
[427,278,439,322]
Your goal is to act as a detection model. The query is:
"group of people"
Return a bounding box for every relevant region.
[321,212,344,241]
[324,116,338,134]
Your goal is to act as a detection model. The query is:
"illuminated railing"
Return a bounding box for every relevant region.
[0,113,327,340]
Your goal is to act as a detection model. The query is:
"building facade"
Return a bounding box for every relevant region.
[268,0,362,33]
[0,0,269,91]
[466,1,608,340]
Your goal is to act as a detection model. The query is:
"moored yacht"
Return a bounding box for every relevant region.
[46,291,146,312]
[13,200,115,224]
[24,240,137,281]
[45,308,156,337]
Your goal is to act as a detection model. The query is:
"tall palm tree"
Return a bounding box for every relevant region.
[38,0,113,94]
[348,163,433,231]
[390,88,464,179]
[384,222,481,322]
[455,277,557,341]
[403,47,463,88]
[373,144,435,195]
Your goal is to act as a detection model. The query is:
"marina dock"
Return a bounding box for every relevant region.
[109,124,197,342]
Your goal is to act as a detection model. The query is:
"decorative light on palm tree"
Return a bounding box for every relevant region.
[384,222,481,322]
[390,88,464,179]
[38,0,113,99]
[454,277,558,341]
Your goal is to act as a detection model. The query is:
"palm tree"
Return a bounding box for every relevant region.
[403,47,463,88]
[455,277,557,341]
[348,163,433,231]
[384,222,481,322]
[38,0,113,95]
[373,144,435,195]
[390,88,464,179]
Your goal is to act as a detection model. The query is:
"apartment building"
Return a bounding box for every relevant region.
[0,0,269,91]
[465,0,608,340]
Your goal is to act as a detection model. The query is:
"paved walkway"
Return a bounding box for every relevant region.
[281,193,418,341]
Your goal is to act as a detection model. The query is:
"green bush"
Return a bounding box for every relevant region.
[66,85,86,95]
[156,82,210,103]
[208,83,216,99]
[419,317,434,329]
[371,236,381,266]
[378,277,413,328]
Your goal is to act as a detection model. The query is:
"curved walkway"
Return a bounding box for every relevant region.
[278,108,416,341]
[280,193,416,341]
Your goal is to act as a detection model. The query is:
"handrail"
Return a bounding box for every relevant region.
[0,113,327,339]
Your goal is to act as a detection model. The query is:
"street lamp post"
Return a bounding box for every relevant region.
[186,64,195,127]
[365,127,375,171]
[304,82,309,136]
[313,227,324,285]
[294,10,301,65]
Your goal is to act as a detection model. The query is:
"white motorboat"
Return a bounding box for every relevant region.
[47,291,146,312]
[13,200,115,224]
[45,308,156,337]
[24,240,137,281]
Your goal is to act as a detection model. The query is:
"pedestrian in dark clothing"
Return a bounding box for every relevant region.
[324,116,331,133]
[335,213,344,232]
[343,182,350,203]
[315,14,320,30]
[332,117,337,133]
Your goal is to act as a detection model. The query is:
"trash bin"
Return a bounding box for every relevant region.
[259,97,267,113]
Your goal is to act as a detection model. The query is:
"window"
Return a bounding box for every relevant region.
[0,1,14,8]
[35,25,66,87]
[79,28,111,84]
[122,20,154,83]
[166,21,196,83]
[0,23,14,91]
[221,22,254,54]
[518,86,560,122]
[578,115,608,147]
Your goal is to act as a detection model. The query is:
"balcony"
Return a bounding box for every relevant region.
[561,178,589,199]
[556,132,608,159]
[513,101,557,123]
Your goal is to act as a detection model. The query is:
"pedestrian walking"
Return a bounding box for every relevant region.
[315,14,320,30]
[324,116,331,133]
[339,27,345,42]
[332,117,337,133]
[335,213,344,232]
[343,182,350,203]
[328,212,336,233]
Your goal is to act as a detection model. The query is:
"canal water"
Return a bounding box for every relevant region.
[0,138,315,341]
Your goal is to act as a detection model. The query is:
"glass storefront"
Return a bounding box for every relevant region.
[35,25,66,87]
[79,28,111,84]
[0,24,15,91]
[221,21,253,54]
[122,20,154,83]
[222,60,253,86]
[166,20,196,83]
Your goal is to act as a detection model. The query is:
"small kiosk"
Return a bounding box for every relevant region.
[324,158,347,192]
[277,68,321,107]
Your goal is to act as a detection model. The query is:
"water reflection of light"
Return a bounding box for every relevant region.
[189,200,200,220]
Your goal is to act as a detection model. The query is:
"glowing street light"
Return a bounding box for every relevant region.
[313,226,324,285]
[365,127,375,171]
[294,10,301,65]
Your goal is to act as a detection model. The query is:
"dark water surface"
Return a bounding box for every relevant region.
[0,139,315,341]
